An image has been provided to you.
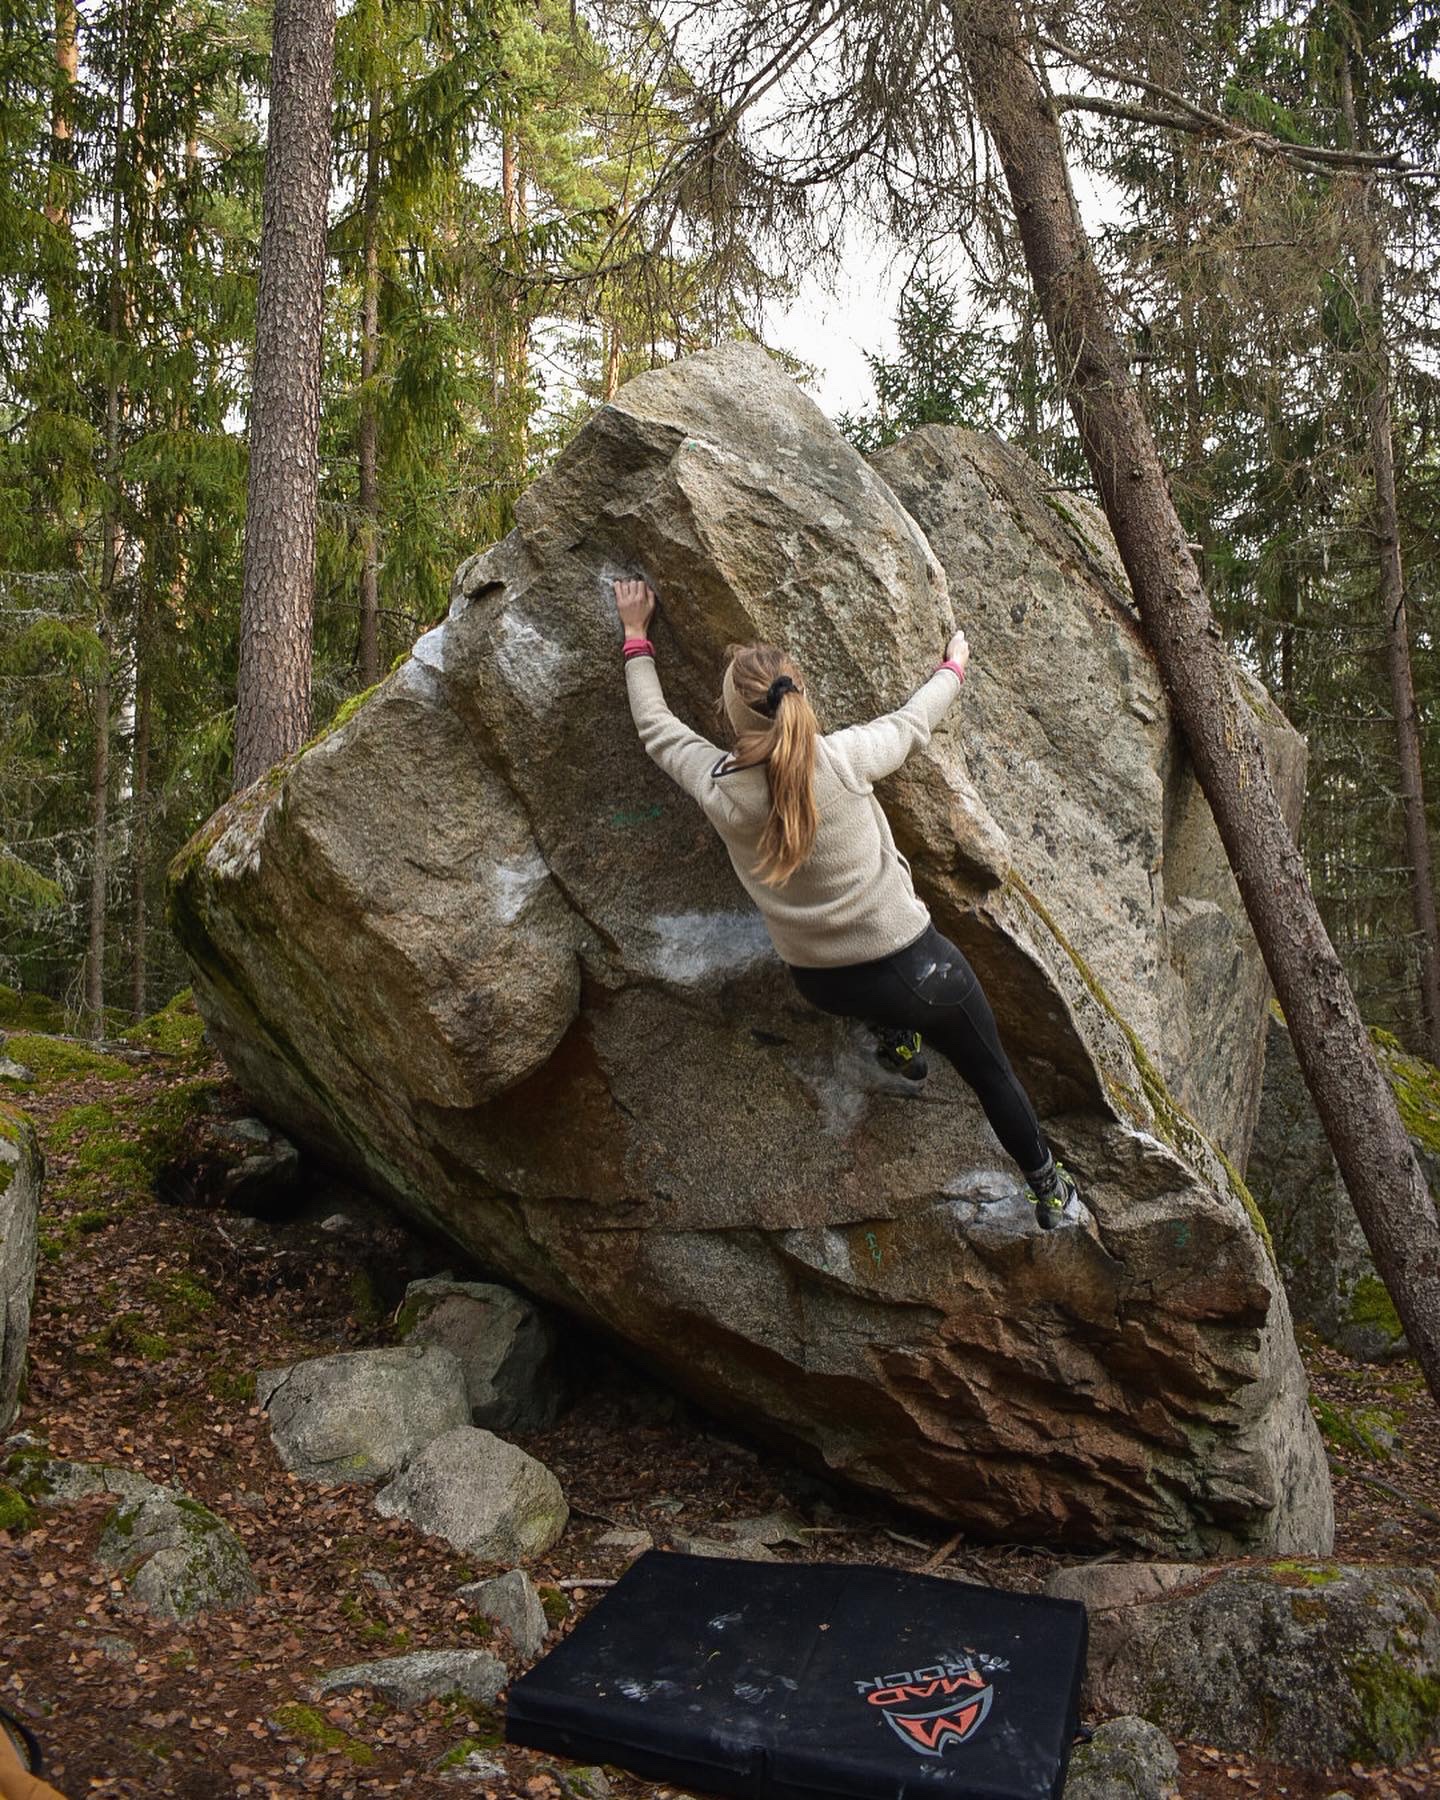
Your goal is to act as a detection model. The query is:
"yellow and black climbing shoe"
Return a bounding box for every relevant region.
[1028,1160,1080,1230]
[872,1024,928,1082]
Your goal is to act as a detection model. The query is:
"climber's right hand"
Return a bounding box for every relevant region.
[944,628,970,675]
[614,578,657,638]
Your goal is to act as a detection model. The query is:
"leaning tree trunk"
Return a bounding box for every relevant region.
[1339,49,1440,1061]
[959,0,1440,1401]
[234,0,335,791]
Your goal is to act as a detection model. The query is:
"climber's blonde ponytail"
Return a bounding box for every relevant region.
[720,644,819,886]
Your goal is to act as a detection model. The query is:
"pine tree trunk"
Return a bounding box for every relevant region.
[47,0,78,227]
[129,631,150,1021]
[1339,51,1440,1061]
[357,83,381,686]
[961,0,1440,1400]
[86,613,110,1034]
[234,0,335,791]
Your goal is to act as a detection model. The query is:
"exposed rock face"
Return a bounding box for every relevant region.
[170,341,1329,1556]
[1250,1014,1435,1360]
[1045,1559,1440,1770]
[0,1097,41,1432]
[256,1346,471,1483]
[869,431,1306,1171]
[397,1278,563,1430]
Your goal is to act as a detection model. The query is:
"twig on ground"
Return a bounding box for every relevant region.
[1328,1456,1440,1526]
[918,1529,966,1573]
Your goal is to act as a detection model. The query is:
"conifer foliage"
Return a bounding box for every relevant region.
[0,0,775,1024]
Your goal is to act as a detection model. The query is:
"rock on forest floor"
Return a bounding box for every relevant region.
[2,995,1439,1799]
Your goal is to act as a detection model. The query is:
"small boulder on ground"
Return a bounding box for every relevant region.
[397,1278,563,1430]
[374,1426,567,1560]
[1045,1559,1440,1769]
[256,1343,469,1483]
[95,1489,258,1620]
[5,1448,169,1508]
[313,1648,506,1707]
[458,1567,549,1660]
[1064,1717,1180,1800]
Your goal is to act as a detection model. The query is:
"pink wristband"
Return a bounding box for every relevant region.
[936,658,967,683]
[623,636,655,659]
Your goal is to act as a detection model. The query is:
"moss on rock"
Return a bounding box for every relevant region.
[0,1482,37,1532]
[1267,1559,1343,1588]
[1347,1652,1440,1764]
[1005,869,1276,1261]
[1347,1273,1404,1344]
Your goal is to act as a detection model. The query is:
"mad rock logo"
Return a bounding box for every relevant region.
[855,1653,1008,1758]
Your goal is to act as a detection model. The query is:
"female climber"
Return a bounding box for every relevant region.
[612,575,1081,1230]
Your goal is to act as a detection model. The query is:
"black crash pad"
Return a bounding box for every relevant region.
[506,1551,1087,1800]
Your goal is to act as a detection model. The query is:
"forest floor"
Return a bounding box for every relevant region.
[2,999,1439,1800]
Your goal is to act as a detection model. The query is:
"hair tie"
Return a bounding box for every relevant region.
[763,675,797,716]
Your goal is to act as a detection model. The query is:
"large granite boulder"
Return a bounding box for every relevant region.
[1250,1013,1436,1359]
[0,1097,41,1432]
[169,341,1329,1556]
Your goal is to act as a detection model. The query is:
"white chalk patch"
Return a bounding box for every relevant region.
[708,1612,743,1631]
[618,1678,681,1703]
[489,850,550,924]
[1126,1128,1172,1158]
[495,607,571,710]
[647,912,773,985]
[411,621,449,672]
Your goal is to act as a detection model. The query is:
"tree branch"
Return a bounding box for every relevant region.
[1040,35,1435,178]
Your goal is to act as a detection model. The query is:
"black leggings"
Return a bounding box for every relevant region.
[787,922,1051,1179]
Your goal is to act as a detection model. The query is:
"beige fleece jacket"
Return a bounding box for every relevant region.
[624,656,963,968]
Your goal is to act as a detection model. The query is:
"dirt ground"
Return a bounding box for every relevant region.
[3,1018,1439,1799]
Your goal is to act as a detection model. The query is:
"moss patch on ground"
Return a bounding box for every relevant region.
[47,1075,221,1221]
[119,989,208,1064]
[1312,1395,1398,1462]
[269,1702,374,1766]
[2,1034,133,1088]
[0,986,66,1032]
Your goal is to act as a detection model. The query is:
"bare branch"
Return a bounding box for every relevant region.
[1040,33,1436,179]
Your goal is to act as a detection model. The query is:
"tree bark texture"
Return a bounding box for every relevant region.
[234,0,335,791]
[1340,49,1440,1060]
[358,82,381,686]
[960,0,1440,1401]
[47,0,78,227]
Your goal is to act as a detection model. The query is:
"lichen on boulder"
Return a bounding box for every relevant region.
[169,341,1329,1556]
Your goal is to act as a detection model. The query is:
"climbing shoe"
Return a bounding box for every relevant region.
[1028,1159,1080,1230]
[872,1024,928,1081]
